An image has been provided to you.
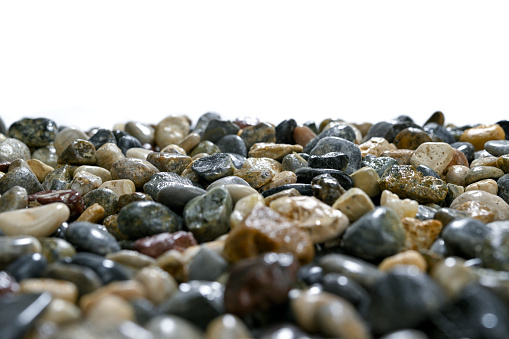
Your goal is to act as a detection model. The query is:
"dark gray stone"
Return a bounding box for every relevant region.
[385,121,422,143]
[275,119,297,144]
[261,183,313,197]
[415,204,437,221]
[118,135,143,155]
[42,165,73,191]
[143,172,193,200]
[157,184,206,214]
[362,155,399,177]
[297,264,324,286]
[201,119,240,144]
[442,218,491,259]
[83,187,119,217]
[295,167,354,190]
[319,253,384,288]
[303,124,357,154]
[0,159,43,195]
[192,112,222,136]
[191,153,235,183]
[6,252,47,281]
[322,273,370,310]
[187,246,228,281]
[423,122,456,144]
[8,118,57,147]
[66,221,121,255]
[416,164,440,179]
[89,128,116,149]
[498,174,509,204]
[309,137,361,174]
[308,152,349,171]
[65,252,130,284]
[207,176,250,189]
[311,173,346,205]
[216,135,247,157]
[365,121,393,141]
[484,139,509,156]
[480,221,509,271]
[43,262,102,295]
[282,153,308,172]
[434,207,470,227]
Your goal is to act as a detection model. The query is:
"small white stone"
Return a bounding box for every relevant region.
[411,142,454,177]
[100,179,136,198]
[332,188,375,222]
[380,190,419,219]
[230,193,265,229]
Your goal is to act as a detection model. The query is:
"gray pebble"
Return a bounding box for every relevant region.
[0,186,28,213]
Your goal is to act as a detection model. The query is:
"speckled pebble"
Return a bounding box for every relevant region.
[70,171,102,196]
[9,117,58,147]
[110,158,159,189]
[83,187,119,217]
[464,165,504,185]
[53,127,90,156]
[0,185,28,213]
[309,137,362,174]
[333,187,375,222]
[147,152,192,175]
[0,159,44,194]
[95,142,125,170]
[58,139,96,165]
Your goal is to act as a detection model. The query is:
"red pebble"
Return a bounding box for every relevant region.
[28,189,85,219]
[0,161,11,172]
[132,231,198,258]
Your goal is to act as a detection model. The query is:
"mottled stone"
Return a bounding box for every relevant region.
[445,164,469,186]
[448,148,470,168]
[29,189,85,219]
[350,166,381,197]
[110,158,159,189]
[234,167,274,189]
[309,137,362,174]
[43,164,74,191]
[310,173,345,205]
[270,196,349,243]
[380,190,419,219]
[57,139,96,165]
[224,205,314,264]
[410,142,454,178]
[70,171,102,196]
[100,179,135,198]
[393,127,432,150]
[363,155,399,177]
[333,187,375,222]
[125,121,155,145]
[248,142,303,162]
[83,187,119,217]
[359,137,397,157]
[424,123,456,144]
[184,186,232,243]
[0,159,43,194]
[95,142,125,170]
[464,165,504,185]
[143,171,192,200]
[471,155,499,168]
[189,140,221,157]
[307,152,349,172]
[0,185,27,212]
[66,252,130,285]
[201,119,240,144]
[230,193,265,229]
[9,118,57,147]
[460,124,506,151]
[88,128,117,150]
[342,206,406,261]
[65,221,120,255]
[402,217,443,251]
[188,246,228,281]
[76,203,105,223]
[191,153,235,183]
[379,165,448,204]
[303,124,356,154]
[39,237,76,263]
[384,121,422,143]
[295,167,354,190]
[239,122,276,150]
[27,159,54,183]
[31,144,58,168]
[147,152,192,175]
[155,115,191,149]
[242,157,282,174]
[224,252,299,317]
[260,170,298,193]
[74,165,112,183]
[497,154,509,173]
[451,190,509,221]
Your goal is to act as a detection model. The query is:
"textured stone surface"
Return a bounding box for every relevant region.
[303,124,357,154]
[143,171,193,200]
[248,142,303,161]
[27,158,54,183]
[239,122,276,150]
[402,217,443,251]
[393,127,432,150]
[28,189,85,219]
[359,137,397,157]
[83,187,119,217]
[410,142,454,177]
[333,187,375,222]
[110,158,159,189]
[147,152,192,175]
[309,137,362,174]
[191,153,235,183]
[58,139,96,165]
[0,159,43,194]
[95,142,125,170]
[70,171,102,196]
[451,190,509,221]
[310,173,345,205]
[464,165,504,185]
[380,190,419,219]
[0,185,27,213]
[9,118,58,147]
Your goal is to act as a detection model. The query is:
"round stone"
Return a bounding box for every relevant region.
[65,221,121,255]
[110,158,159,189]
[460,124,506,151]
[216,134,247,157]
[88,129,117,150]
[8,118,58,147]
[393,127,432,150]
[0,186,28,213]
[83,187,118,217]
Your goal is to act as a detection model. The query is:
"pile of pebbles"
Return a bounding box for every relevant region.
[0,111,509,339]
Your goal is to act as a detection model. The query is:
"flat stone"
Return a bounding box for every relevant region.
[464,165,504,185]
[178,132,201,153]
[261,183,313,197]
[0,159,43,194]
[0,203,70,237]
[451,190,509,221]
[192,153,235,183]
[29,189,85,219]
[9,118,57,147]
[234,167,274,189]
[0,185,27,213]
[155,115,191,149]
[110,158,159,189]
[309,137,362,174]
[143,171,192,200]
[147,152,192,175]
[58,139,96,165]
[20,278,78,303]
[333,187,375,222]
[248,142,303,162]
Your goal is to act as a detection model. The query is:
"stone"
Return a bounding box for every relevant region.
[106,249,155,269]
[378,250,427,272]
[83,187,119,217]
[135,266,178,305]
[29,189,85,219]
[86,294,135,327]
[221,184,259,204]
[27,159,54,183]
[416,164,440,179]
[65,221,120,255]
[189,140,221,157]
[155,249,188,283]
[201,119,240,143]
[39,298,81,325]
[178,132,201,153]
[224,252,299,317]
[230,193,265,229]
[362,155,399,177]
[248,142,303,162]
[380,149,415,165]
[319,253,384,288]
[239,122,276,150]
[132,231,198,258]
[384,121,422,143]
[207,175,250,188]
[117,192,153,210]
[393,127,432,150]
[341,206,406,261]
[70,171,102,196]
[117,201,183,240]
[479,221,509,271]
[76,203,105,223]
[451,190,509,221]
[425,123,456,144]
[402,217,443,251]
[6,252,47,281]
[448,148,470,168]
[451,141,475,163]
[310,173,345,205]
[410,142,454,177]
[424,111,445,126]
[216,134,248,157]
[455,200,496,223]
[242,156,282,175]
[379,165,448,204]
[275,119,297,144]
[0,236,42,267]
[161,143,186,155]
[431,257,477,298]
[43,262,102,296]
[359,137,397,157]
[464,165,504,185]
[321,273,370,310]
[147,152,192,175]
[350,166,381,197]
[0,159,43,194]
[42,165,73,191]
[155,115,191,149]
[125,121,155,145]
[58,139,96,165]
[66,252,130,285]
[223,205,314,265]
[100,179,135,198]
[270,196,350,243]
[309,137,362,174]
[260,170,297,192]
[295,167,354,190]
[145,315,204,339]
[188,246,228,281]
[303,124,357,154]
[497,154,509,173]
[31,144,58,168]
[53,127,89,156]
[460,123,506,151]
[204,314,252,339]
[88,128,117,150]
[39,237,76,263]
[333,187,375,222]
[471,155,498,168]
[234,167,274,189]
[95,142,125,170]
[293,125,317,147]
[442,217,491,259]
[184,186,232,243]
[125,147,152,160]
[380,190,419,219]
[192,153,235,183]
[111,158,159,189]
[9,118,58,147]
[445,164,469,186]
[0,202,69,237]
[0,185,27,212]
[20,278,78,303]
[308,152,349,171]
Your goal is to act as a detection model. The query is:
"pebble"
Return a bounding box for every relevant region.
[43,262,102,296]
[20,278,78,303]
[378,250,427,272]
[362,155,399,177]
[262,183,313,198]
[65,221,120,255]
[380,148,414,165]
[445,164,469,186]
[460,123,506,151]
[342,206,406,261]
[464,165,504,185]
[39,237,76,263]
[125,147,151,160]
[9,117,58,147]
[125,121,155,145]
[442,217,490,259]
[110,158,159,189]
[430,257,477,297]
[309,137,362,174]
[117,201,183,240]
[95,142,125,170]
[42,165,73,191]
[184,186,232,242]
[29,189,85,219]
[100,179,135,197]
[380,190,419,219]
[0,159,44,194]
[156,184,206,213]
[70,171,102,196]
[146,315,204,339]
[451,141,475,163]
[221,183,259,204]
[350,166,381,197]
[189,140,221,157]
[191,152,235,183]
[450,190,509,221]
[83,187,119,217]
[53,127,89,156]
[303,124,356,154]
[410,142,454,177]
[333,187,375,222]
[319,253,384,289]
[248,142,303,162]
[31,144,59,168]
[359,137,397,157]
[6,252,47,281]
[321,273,370,310]
[216,134,247,157]
[201,119,240,143]
[75,203,105,223]
[66,252,130,285]
[393,127,432,150]
[188,246,228,281]
[205,314,252,339]
[308,152,349,171]
[295,167,354,190]
[147,152,192,175]
[88,128,117,150]
[178,132,201,153]
[0,185,28,212]
[239,122,276,151]
[270,196,350,243]
[230,193,265,228]
[497,154,509,172]
[275,119,297,144]
[402,217,443,251]
[479,220,509,271]
[58,139,96,165]
[27,158,54,183]
[155,115,191,149]
[310,173,345,205]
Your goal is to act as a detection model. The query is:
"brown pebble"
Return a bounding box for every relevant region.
[76,203,105,223]
[378,250,428,272]
[455,200,495,223]
[20,278,78,303]
[293,125,317,147]
[393,127,432,150]
[27,159,54,183]
[460,124,506,151]
[402,217,443,251]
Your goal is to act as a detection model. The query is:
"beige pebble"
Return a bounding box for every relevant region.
[332,188,375,222]
[359,137,396,157]
[470,156,499,168]
[380,190,419,219]
[86,294,135,328]
[431,257,477,297]
[455,200,495,223]
[270,196,350,243]
[451,190,509,221]
[445,165,469,186]
[39,298,81,324]
[230,193,267,229]
[76,203,105,223]
[125,121,155,145]
[80,280,147,312]
[178,132,201,153]
[402,217,443,251]
[70,171,102,196]
[264,188,302,205]
[205,314,253,339]
[73,165,112,182]
[378,250,427,272]
[234,168,274,189]
[411,142,454,177]
[0,202,70,237]
[248,142,303,161]
[380,149,414,165]
[155,115,191,149]
[26,159,54,183]
[126,147,152,160]
[259,171,297,192]
[156,249,188,283]
[465,178,498,195]
[350,167,381,197]
[95,143,126,171]
[100,179,136,198]
[135,266,179,305]
[106,249,156,269]
[54,127,89,156]
[20,278,78,303]
[223,184,259,205]
[161,144,187,154]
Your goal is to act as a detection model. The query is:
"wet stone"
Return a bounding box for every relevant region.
[455,200,495,223]
[308,152,349,171]
[192,153,235,183]
[70,171,102,196]
[39,237,76,263]
[157,184,206,213]
[143,171,193,200]
[311,173,345,205]
[275,118,297,144]
[133,231,197,259]
[230,193,265,229]
[207,175,250,188]
[65,221,120,255]
[110,158,159,189]
[416,164,440,178]
[75,203,105,223]
[27,158,54,183]
[451,141,475,163]
[351,166,381,197]
[319,254,384,288]
[460,123,506,151]
[216,134,247,157]
[6,252,47,281]
[333,187,375,222]
[464,165,504,185]
[125,121,155,145]
[53,127,89,156]
[65,252,130,285]
[184,186,232,243]
[424,110,445,126]
[0,236,42,267]
[154,115,191,149]
[83,187,118,217]
[234,167,274,189]
[9,117,58,147]
[415,204,437,220]
[384,121,421,143]
[450,190,509,221]
[379,165,448,204]
[201,119,240,144]
[295,167,354,190]
[442,217,490,259]
[29,189,85,219]
[0,271,19,297]
[303,124,356,154]
[146,152,192,175]
[380,148,415,165]
[410,142,454,177]
[205,314,252,339]
[380,190,419,219]
[342,206,406,261]
[479,221,509,271]
[445,164,469,186]
[239,122,276,150]
[293,125,317,147]
[322,273,370,310]
[224,252,299,317]
[178,132,201,153]
[188,246,228,281]
[100,179,135,198]
[95,142,125,170]
[117,201,183,240]
[117,134,143,155]
[189,140,221,157]
[393,127,432,150]
[261,183,313,197]
[0,185,27,213]
[126,147,151,160]
[113,128,128,142]
[281,152,308,172]
[402,217,443,251]
[309,137,362,174]
[193,112,222,136]
[42,165,73,191]
[0,159,43,194]
[424,122,456,144]
[58,139,96,165]
[259,170,297,192]
[248,142,303,162]
[88,128,117,150]
[359,137,397,158]
[362,155,399,177]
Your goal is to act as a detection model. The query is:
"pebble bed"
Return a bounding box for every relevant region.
[0,112,509,339]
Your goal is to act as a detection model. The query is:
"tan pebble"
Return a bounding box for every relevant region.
[20,278,78,303]
[332,188,375,222]
[135,266,179,304]
[54,127,89,156]
[39,298,81,324]
[393,127,432,150]
[230,193,266,228]
[497,154,509,173]
[178,132,201,153]
[380,190,419,219]
[205,314,253,339]
[402,217,443,251]
[76,203,105,223]
[113,123,125,131]
[264,188,302,205]
[470,156,499,168]
[156,249,188,283]
[465,178,498,195]
[446,148,469,168]
[106,249,156,268]
[191,152,208,161]
[455,200,495,223]
[234,167,274,189]
[379,250,427,272]
[359,137,397,157]
[259,171,297,192]
[242,157,282,175]
[161,144,187,154]
[350,167,381,197]
[445,165,469,186]
[411,142,454,177]
[248,143,303,162]
[110,158,159,189]
[464,166,504,185]
[155,115,191,149]
[125,121,155,145]
[80,280,147,312]
[126,147,152,160]
[460,124,505,151]
[380,149,414,165]
[27,159,54,183]
[223,184,259,205]
[70,171,102,196]
[431,257,477,297]
[100,179,136,198]
[86,294,135,327]
[270,196,349,244]
[293,125,317,147]
[181,162,200,181]
[73,165,112,182]
[95,143,125,171]
[0,203,70,237]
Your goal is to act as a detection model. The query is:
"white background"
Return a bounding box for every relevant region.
[1,1,508,131]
